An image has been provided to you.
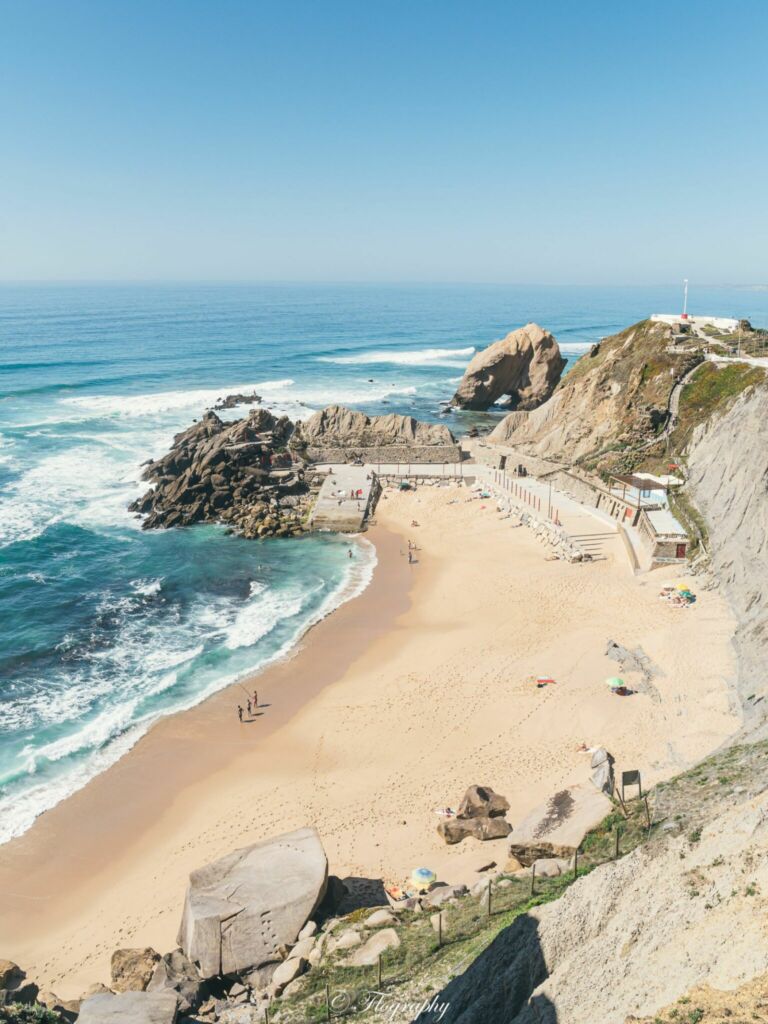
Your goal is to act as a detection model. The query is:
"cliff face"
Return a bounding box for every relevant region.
[451,323,565,412]
[488,319,692,470]
[429,788,768,1024]
[686,386,768,725]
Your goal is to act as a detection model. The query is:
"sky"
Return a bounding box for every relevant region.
[0,0,766,284]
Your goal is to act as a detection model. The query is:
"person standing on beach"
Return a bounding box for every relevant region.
[253,689,258,708]
[247,699,252,716]
[237,705,244,722]
[408,550,413,564]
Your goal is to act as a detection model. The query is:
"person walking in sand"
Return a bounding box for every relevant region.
[247,699,252,716]
[237,705,244,722]
[253,689,258,708]
[408,550,413,564]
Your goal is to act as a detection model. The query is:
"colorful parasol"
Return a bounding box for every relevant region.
[410,867,437,890]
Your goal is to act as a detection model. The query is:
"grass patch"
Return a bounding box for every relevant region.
[274,800,655,1021]
[672,362,765,450]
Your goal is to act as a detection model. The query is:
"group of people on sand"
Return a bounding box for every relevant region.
[237,689,260,723]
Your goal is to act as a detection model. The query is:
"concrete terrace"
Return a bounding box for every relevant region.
[309,465,376,532]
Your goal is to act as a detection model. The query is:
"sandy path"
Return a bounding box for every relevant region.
[0,484,740,997]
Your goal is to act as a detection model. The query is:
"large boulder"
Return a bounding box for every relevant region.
[0,962,24,989]
[451,323,565,411]
[438,816,512,845]
[458,785,510,819]
[111,949,161,993]
[178,826,328,979]
[146,950,207,1014]
[347,928,401,967]
[78,991,179,1024]
[507,783,613,865]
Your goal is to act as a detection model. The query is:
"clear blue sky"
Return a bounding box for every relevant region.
[1,0,766,284]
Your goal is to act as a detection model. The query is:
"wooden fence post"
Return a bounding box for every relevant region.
[573,847,579,879]
[644,795,651,829]
[530,861,536,898]
[487,880,492,918]
[377,953,382,989]
[326,982,331,1021]
[614,827,620,859]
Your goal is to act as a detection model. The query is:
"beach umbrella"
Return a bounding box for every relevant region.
[410,867,436,890]
[605,676,625,689]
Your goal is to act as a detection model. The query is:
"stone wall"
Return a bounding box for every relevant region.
[303,444,462,465]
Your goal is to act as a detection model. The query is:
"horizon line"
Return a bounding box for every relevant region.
[0,278,766,290]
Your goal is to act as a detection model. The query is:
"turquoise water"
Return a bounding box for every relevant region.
[2,282,767,843]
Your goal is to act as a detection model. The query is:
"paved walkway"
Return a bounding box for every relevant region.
[310,465,375,532]
[475,465,623,563]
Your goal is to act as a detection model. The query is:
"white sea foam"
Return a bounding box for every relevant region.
[559,342,595,353]
[0,536,378,846]
[60,379,296,418]
[318,346,475,368]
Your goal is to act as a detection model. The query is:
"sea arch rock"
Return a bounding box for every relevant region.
[451,324,565,411]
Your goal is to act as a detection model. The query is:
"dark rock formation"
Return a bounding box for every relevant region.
[438,785,512,845]
[129,408,312,539]
[211,392,262,411]
[438,816,512,845]
[458,784,510,820]
[451,324,565,411]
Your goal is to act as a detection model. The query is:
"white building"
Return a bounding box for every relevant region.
[651,313,740,332]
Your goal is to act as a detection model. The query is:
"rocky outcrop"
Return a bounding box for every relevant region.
[0,961,38,1007]
[129,408,312,539]
[212,392,261,411]
[146,950,208,1014]
[0,961,24,990]
[79,991,179,1024]
[178,826,328,979]
[111,948,161,993]
[438,816,512,845]
[290,405,461,464]
[451,324,565,411]
[438,785,512,845]
[488,319,689,471]
[458,785,510,819]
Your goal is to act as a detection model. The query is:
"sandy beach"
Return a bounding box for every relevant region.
[0,484,740,998]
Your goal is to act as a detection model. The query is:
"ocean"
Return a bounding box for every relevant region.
[2,281,767,844]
